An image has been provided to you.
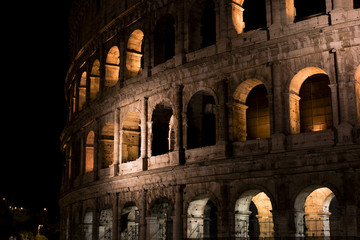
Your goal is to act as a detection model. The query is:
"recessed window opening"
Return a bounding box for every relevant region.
[355,0,360,8]
[121,203,140,240]
[245,84,270,140]
[154,15,175,66]
[187,91,216,149]
[90,60,100,100]
[84,210,93,240]
[100,123,114,169]
[79,72,87,110]
[151,102,174,156]
[189,0,216,52]
[126,30,144,79]
[243,0,267,31]
[294,0,326,21]
[149,198,173,240]
[122,112,141,163]
[299,74,333,133]
[85,131,95,173]
[99,207,112,240]
[105,46,120,88]
[187,195,217,239]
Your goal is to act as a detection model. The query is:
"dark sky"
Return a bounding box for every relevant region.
[2,0,72,219]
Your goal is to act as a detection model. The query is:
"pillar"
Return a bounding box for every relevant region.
[141,98,148,170]
[173,185,184,240]
[111,108,120,176]
[232,102,248,142]
[220,79,231,156]
[140,190,147,240]
[112,193,119,240]
[175,85,185,164]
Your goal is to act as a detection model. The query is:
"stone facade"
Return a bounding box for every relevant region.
[60,0,360,239]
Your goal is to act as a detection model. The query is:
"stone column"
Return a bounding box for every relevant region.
[232,102,248,142]
[173,185,184,240]
[141,98,148,170]
[175,85,185,164]
[220,79,231,157]
[112,193,119,240]
[140,190,147,240]
[112,108,120,176]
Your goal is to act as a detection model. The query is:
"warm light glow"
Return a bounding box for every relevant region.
[232,0,245,34]
[105,46,120,87]
[126,30,144,79]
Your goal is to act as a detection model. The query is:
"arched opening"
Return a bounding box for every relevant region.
[85,131,95,173]
[233,80,270,141]
[187,195,217,239]
[79,72,87,110]
[188,0,216,52]
[154,15,175,66]
[99,207,112,240]
[187,91,216,149]
[294,187,341,239]
[246,84,270,140]
[235,190,274,239]
[355,0,360,8]
[149,198,174,240]
[355,65,360,124]
[294,0,326,21]
[121,203,140,240]
[299,74,333,133]
[105,46,120,88]
[122,112,141,163]
[151,102,174,156]
[100,123,114,169]
[243,0,267,31]
[84,209,93,240]
[289,67,331,134]
[126,30,144,79]
[90,59,100,100]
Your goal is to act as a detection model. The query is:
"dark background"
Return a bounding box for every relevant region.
[1,0,72,221]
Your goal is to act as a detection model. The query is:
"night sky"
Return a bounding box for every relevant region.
[2,0,72,220]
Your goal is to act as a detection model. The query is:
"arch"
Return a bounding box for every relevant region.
[83,208,93,240]
[122,112,141,163]
[188,0,216,52]
[294,186,341,238]
[121,202,140,240]
[85,131,95,173]
[288,67,331,134]
[126,30,144,79]
[294,0,326,21]
[151,101,174,156]
[149,197,174,240]
[99,206,113,240]
[90,59,100,100]
[187,194,218,239]
[355,65,360,124]
[154,14,175,66]
[187,91,216,149]
[79,71,87,110]
[100,122,114,168]
[233,79,270,141]
[105,46,120,88]
[231,0,267,34]
[235,190,274,239]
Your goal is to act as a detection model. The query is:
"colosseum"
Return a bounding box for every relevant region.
[59,0,360,239]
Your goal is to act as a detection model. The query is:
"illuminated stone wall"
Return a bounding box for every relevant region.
[60,0,360,239]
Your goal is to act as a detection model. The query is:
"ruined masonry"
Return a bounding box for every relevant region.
[60,0,360,239]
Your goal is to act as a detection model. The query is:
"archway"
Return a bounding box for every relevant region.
[149,198,173,240]
[188,0,216,52]
[79,71,87,110]
[233,79,270,141]
[288,67,332,134]
[84,209,93,240]
[99,207,113,240]
[154,15,175,66]
[151,102,174,156]
[235,190,274,239]
[126,30,144,79]
[122,112,141,163]
[187,195,217,239]
[294,0,326,21]
[355,65,360,124]
[187,91,216,149]
[100,123,114,169]
[85,131,95,173]
[105,46,120,88]
[90,59,100,100]
[294,187,341,239]
[121,203,140,240]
